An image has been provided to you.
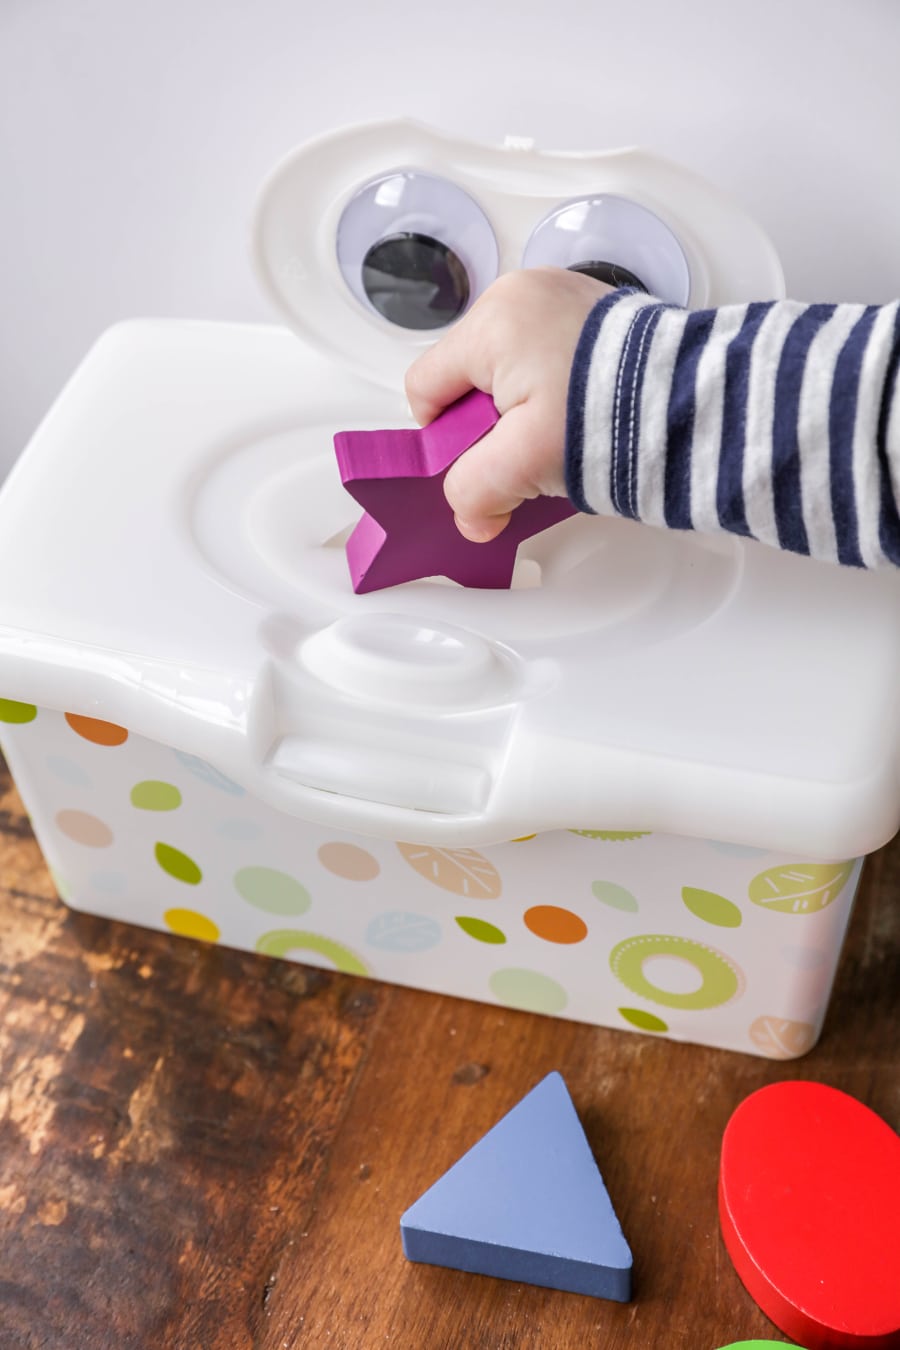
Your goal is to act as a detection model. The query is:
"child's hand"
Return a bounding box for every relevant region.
[404,267,613,541]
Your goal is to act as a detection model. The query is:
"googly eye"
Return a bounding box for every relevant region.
[523,196,690,304]
[336,172,498,331]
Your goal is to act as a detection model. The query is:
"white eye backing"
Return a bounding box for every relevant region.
[523,195,690,304]
[336,171,499,331]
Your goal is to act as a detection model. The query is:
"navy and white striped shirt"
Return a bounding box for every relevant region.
[565,288,900,567]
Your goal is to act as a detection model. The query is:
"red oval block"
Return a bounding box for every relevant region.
[719,1082,900,1349]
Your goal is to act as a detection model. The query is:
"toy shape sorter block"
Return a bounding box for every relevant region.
[1,121,900,1058]
[334,388,576,591]
[719,1083,900,1350]
[401,1071,632,1301]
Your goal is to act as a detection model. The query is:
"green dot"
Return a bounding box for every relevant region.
[456,916,507,944]
[255,929,368,974]
[592,879,639,912]
[235,866,310,915]
[682,886,742,928]
[489,967,568,1015]
[618,1007,669,1033]
[154,842,202,885]
[131,780,182,811]
[0,699,37,724]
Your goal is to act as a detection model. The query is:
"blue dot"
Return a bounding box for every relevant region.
[46,756,92,788]
[366,911,441,953]
[174,750,244,796]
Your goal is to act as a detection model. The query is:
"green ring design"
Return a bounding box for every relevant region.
[255,929,369,975]
[609,933,743,1010]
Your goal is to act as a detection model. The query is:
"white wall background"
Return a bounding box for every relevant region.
[1,0,899,476]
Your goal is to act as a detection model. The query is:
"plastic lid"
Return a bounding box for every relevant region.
[1,122,898,858]
[252,119,785,390]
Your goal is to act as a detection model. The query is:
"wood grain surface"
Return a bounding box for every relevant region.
[0,751,897,1350]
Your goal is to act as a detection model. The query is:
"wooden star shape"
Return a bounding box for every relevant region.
[334,390,576,594]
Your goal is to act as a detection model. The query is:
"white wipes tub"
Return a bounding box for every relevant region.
[1,122,898,1057]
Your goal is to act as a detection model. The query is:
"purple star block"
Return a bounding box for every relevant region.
[334,389,577,594]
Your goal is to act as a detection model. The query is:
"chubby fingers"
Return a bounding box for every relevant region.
[443,402,563,542]
[405,300,493,426]
[405,332,478,427]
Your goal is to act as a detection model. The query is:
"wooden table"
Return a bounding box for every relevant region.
[1,752,897,1350]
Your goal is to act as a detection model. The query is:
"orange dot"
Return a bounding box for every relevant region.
[523,904,588,944]
[55,809,114,848]
[317,842,380,881]
[65,713,128,746]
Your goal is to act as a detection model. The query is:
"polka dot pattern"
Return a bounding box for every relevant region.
[164,908,220,942]
[618,1007,669,1033]
[1,704,859,1058]
[318,842,379,881]
[366,912,441,953]
[155,843,202,885]
[234,866,310,915]
[682,886,742,928]
[489,967,568,1015]
[55,809,113,848]
[0,699,37,724]
[456,916,506,944]
[592,880,639,912]
[523,905,587,944]
[65,713,128,746]
[131,780,182,811]
[46,756,92,788]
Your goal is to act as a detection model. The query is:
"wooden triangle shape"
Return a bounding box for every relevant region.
[401,1071,632,1301]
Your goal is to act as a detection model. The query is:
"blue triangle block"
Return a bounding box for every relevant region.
[400,1071,632,1301]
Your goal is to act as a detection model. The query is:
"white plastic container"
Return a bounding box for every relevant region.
[1,121,899,1057]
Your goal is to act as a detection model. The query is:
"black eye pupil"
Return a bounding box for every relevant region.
[361,232,470,330]
[568,260,647,291]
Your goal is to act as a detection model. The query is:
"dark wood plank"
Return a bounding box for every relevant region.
[0,748,897,1350]
[0,756,381,1350]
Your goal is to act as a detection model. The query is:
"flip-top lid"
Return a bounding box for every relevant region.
[0,122,898,860]
[252,119,784,388]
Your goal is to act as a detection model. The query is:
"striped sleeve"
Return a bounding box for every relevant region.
[564,287,900,568]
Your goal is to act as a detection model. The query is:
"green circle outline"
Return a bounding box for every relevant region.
[255,929,368,975]
[610,933,742,1010]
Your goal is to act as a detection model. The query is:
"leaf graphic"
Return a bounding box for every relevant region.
[748,862,854,915]
[682,887,742,928]
[396,843,502,899]
[749,1015,818,1060]
[455,916,507,944]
